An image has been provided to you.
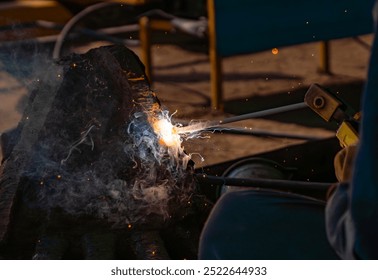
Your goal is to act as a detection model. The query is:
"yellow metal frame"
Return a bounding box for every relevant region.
[139,16,173,83]
[207,0,331,110]
[0,1,72,40]
[207,0,330,111]
[139,0,331,111]
[0,1,72,26]
[0,0,332,109]
[0,0,155,41]
[139,16,152,82]
[207,0,223,111]
[318,40,330,74]
[139,0,224,110]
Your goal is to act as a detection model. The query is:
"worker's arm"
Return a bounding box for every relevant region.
[326,0,378,259]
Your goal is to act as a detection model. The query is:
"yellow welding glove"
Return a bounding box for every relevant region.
[333,144,358,182]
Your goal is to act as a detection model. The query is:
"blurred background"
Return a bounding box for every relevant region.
[0,0,373,167]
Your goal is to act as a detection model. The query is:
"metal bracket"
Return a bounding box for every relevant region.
[304,83,347,122]
[304,83,359,147]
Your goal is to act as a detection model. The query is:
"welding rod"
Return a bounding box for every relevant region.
[211,102,307,127]
[175,102,308,129]
[204,127,323,141]
[195,174,333,192]
[175,102,308,135]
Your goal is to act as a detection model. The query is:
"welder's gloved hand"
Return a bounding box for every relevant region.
[326,145,358,201]
[334,144,358,182]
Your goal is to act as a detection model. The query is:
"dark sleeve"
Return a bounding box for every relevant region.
[325,1,378,259]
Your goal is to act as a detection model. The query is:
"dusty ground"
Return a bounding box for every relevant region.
[0,34,372,168]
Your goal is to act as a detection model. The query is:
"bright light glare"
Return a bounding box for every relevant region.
[153,118,181,147]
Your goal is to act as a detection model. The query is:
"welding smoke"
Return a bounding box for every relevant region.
[10,45,196,229]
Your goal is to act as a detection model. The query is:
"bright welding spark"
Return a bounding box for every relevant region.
[153,118,181,147]
[152,110,211,147]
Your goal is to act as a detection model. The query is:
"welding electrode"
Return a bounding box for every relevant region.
[176,102,307,135]
[210,102,307,127]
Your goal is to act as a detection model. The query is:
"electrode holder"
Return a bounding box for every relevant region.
[304,83,359,147]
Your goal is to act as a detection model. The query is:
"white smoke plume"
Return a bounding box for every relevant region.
[9,45,197,230]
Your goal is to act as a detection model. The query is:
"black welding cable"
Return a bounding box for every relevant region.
[52,2,125,60]
[38,20,139,45]
[0,19,140,49]
[195,174,333,192]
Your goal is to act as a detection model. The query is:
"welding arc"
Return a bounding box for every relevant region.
[195,174,332,192]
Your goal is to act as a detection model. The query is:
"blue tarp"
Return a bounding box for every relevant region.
[214,0,375,56]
